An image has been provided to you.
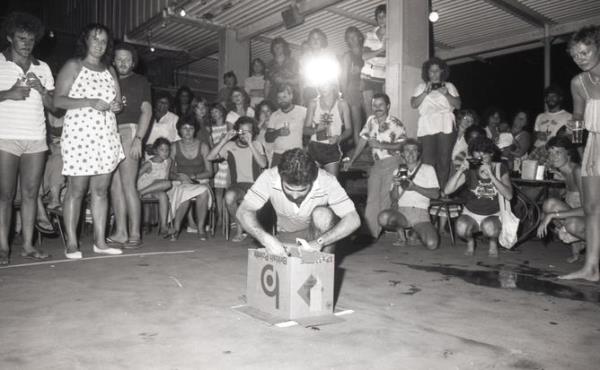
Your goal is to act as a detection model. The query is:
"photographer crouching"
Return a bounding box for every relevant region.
[378,139,441,249]
[444,137,513,257]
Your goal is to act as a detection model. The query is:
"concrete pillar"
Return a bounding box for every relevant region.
[543,24,551,87]
[218,29,250,89]
[386,0,429,138]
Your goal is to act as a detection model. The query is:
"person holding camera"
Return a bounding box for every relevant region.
[444,137,513,258]
[378,139,440,249]
[411,57,461,188]
[207,116,267,242]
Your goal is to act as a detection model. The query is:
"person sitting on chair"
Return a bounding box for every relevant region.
[237,148,360,256]
[536,136,585,262]
[207,116,267,242]
[378,139,440,249]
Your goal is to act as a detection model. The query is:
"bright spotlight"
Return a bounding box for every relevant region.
[302,54,340,87]
[429,11,439,23]
[179,8,187,17]
[150,46,156,52]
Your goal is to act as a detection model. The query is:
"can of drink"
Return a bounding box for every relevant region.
[571,119,585,144]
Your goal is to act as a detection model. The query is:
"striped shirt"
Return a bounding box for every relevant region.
[242,167,356,233]
[0,54,54,140]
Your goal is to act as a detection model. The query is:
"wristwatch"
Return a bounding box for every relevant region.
[316,237,325,249]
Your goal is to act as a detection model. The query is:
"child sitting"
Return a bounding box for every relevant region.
[138,138,173,236]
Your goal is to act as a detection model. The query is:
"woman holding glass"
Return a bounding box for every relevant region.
[561,26,600,281]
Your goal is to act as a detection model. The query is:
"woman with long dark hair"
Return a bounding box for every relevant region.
[54,23,124,258]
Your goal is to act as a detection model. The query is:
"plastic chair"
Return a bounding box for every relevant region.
[428,198,464,246]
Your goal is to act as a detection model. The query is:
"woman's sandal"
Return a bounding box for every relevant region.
[231,233,247,243]
[21,249,50,260]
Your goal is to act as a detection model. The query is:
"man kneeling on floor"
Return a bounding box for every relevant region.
[237,148,361,256]
[378,139,441,249]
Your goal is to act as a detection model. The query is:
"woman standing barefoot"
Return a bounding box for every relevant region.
[560,26,600,281]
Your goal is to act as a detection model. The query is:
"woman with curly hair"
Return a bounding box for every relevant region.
[54,23,124,258]
[444,137,513,258]
[225,86,254,126]
[560,26,600,281]
[0,12,55,264]
[411,57,461,188]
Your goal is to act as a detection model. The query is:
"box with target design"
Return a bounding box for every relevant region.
[246,248,335,320]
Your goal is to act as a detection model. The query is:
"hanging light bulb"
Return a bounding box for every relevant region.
[48,30,55,38]
[150,46,156,52]
[178,8,187,17]
[429,11,439,23]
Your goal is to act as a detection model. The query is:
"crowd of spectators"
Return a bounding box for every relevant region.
[1,9,599,281]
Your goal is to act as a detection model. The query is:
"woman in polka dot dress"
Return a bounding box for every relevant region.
[54,24,124,258]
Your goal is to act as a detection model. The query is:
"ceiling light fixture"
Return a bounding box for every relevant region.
[429,10,439,23]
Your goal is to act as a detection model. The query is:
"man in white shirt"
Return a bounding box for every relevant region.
[237,148,360,256]
[145,91,180,148]
[533,85,572,148]
[378,139,440,249]
[264,83,306,167]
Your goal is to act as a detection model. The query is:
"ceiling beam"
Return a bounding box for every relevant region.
[326,6,376,26]
[167,14,225,32]
[254,35,302,51]
[482,0,555,28]
[437,14,600,61]
[126,0,198,40]
[236,0,345,41]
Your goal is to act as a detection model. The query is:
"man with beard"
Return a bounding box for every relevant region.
[237,148,360,256]
[108,43,152,248]
[533,85,572,148]
[207,116,267,242]
[264,83,306,167]
[343,93,406,239]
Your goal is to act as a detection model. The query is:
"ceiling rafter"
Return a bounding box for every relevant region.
[482,0,556,28]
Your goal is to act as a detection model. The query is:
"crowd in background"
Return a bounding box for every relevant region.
[1,8,599,281]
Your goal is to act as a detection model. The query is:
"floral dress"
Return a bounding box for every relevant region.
[62,65,124,176]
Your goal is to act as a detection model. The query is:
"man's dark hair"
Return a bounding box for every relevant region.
[372,92,390,106]
[344,26,365,47]
[482,106,506,127]
[223,70,238,85]
[546,136,580,163]
[543,84,565,100]
[402,138,423,155]
[468,136,500,159]
[375,4,386,19]
[276,82,294,95]
[270,37,292,57]
[75,23,114,67]
[154,90,173,106]
[278,149,318,186]
[114,43,139,68]
[464,124,487,143]
[234,116,259,139]
[1,12,45,42]
[421,57,450,82]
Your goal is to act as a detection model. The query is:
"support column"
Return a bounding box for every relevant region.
[218,29,250,89]
[543,24,551,87]
[386,0,429,138]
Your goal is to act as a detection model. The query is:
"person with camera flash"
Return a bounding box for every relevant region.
[378,139,440,249]
[411,57,461,188]
[444,137,513,258]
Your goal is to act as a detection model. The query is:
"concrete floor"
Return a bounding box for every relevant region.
[0,231,598,370]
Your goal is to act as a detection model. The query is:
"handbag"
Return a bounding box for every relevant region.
[496,164,519,249]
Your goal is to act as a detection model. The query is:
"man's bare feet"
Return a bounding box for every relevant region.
[559,266,600,281]
[566,254,581,264]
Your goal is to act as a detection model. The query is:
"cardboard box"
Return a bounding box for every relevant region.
[246,248,335,320]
